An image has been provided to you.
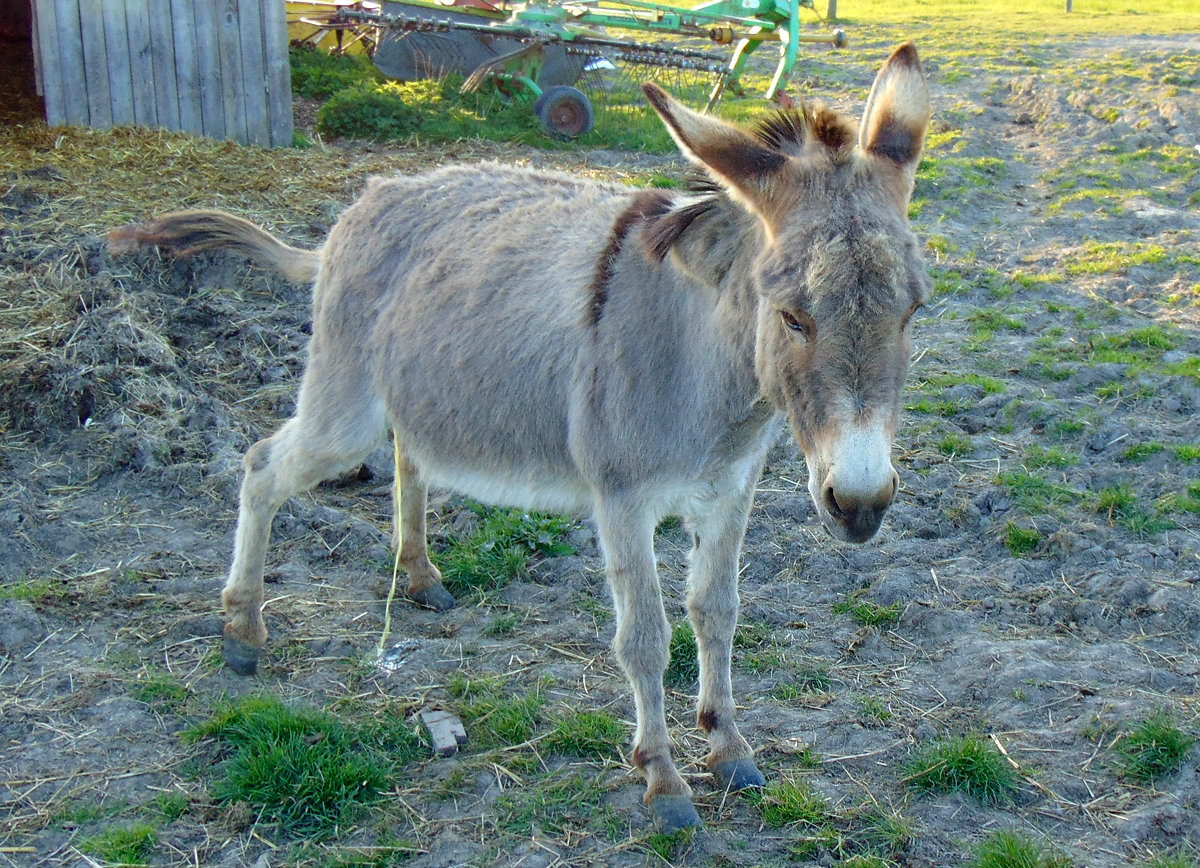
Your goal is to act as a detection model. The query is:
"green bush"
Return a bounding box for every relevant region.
[290,45,382,99]
[317,81,423,140]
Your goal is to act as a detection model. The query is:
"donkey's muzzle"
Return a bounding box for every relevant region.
[821,471,898,543]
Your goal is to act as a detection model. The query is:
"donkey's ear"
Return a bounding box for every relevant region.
[643,83,788,227]
[859,42,932,178]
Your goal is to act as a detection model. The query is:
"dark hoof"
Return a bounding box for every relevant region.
[647,795,702,833]
[408,583,456,612]
[222,636,261,676]
[711,758,766,792]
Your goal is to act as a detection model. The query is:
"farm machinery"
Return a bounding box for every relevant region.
[287,0,845,136]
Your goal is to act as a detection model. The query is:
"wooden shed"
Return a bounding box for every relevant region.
[28,0,293,147]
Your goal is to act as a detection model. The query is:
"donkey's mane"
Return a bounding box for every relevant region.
[640,104,857,264]
[752,101,856,160]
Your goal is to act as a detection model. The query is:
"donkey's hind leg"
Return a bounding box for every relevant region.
[595,496,700,832]
[685,470,766,794]
[222,354,387,675]
[391,446,455,611]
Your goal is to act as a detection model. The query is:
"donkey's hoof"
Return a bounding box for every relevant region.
[711,758,766,792]
[408,583,456,612]
[647,795,702,833]
[222,636,262,676]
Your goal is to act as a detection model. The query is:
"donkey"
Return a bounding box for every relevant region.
[109,42,931,831]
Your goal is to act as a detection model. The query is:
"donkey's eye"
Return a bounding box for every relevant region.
[780,310,814,339]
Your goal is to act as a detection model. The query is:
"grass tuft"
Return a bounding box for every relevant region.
[831,595,903,628]
[904,735,1018,803]
[458,688,546,747]
[1115,709,1195,782]
[543,709,625,759]
[644,827,697,862]
[80,823,158,866]
[186,695,420,836]
[755,778,828,827]
[131,673,190,714]
[1141,853,1200,868]
[1005,523,1042,556]
[666,622,699,687]
[437,501,575,597]
[969,830,1070,868]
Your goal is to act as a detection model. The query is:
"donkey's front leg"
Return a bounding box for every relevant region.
[686,477,766,793]
[595,497,701,832]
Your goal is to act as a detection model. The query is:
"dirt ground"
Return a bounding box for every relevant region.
[2,26,1200,868]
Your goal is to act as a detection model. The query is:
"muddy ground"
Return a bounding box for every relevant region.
[2,25,1200,868]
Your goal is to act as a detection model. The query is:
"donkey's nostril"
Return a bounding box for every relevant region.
[823,485,846,520]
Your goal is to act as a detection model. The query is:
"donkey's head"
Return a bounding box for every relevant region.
[644,43,932,544]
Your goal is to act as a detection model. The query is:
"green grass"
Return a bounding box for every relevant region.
[1140,852,1200,868]
[1122,441,1165,463]
[666,621,699,687]
[150,792,188,821]
[969,309,1024,334]
[1064,242,1171,276]
[51,798,128,829]
[131,673,190,714]
[644,827,697,862]
[1115,710,1196,782]
[1023,444,1078,469]
[484,613,520,637]
[831,594,902,627]
[904,735,1018,804]
[771,667,832,700]
[1093,484,1176,538]
[80,823,158,866]
[997,471,1081,515]
[309,68,687,152]
[939,433,974,457]
[857,696,893,725]
[1170,444,1200,462]
[542,709,625,759]
[755,778,828,827]
[0,578,55,600]
[186,695,423,836]
[458,688,546,747]
[1005,523,1041,556]
[917,372,1006,395]
[495,769,616,837]
[436,501,575,597]
[969,830,1070,868]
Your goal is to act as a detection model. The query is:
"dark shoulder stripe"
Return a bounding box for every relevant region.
[588,190,673,327]
[641,197,717,263]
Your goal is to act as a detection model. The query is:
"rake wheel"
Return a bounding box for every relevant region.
[533,85,594,138]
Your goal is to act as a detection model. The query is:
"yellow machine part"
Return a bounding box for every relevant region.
[287,1,373,55]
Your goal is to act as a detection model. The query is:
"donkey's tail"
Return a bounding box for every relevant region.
[107,210,321,284]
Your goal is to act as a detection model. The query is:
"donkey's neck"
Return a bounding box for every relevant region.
[662,196,765,391]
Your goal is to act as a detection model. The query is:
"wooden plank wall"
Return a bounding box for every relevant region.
[31,0,293,147]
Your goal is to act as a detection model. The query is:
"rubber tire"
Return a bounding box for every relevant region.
[533,86,595,138]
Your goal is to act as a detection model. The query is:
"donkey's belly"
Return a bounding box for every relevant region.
[404,444,595,516]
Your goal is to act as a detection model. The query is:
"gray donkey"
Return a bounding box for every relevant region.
[109,42,931,831]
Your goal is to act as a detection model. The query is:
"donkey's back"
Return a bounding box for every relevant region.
[324,164,627,511]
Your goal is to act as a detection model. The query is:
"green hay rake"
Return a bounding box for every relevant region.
[298,0,845,136]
